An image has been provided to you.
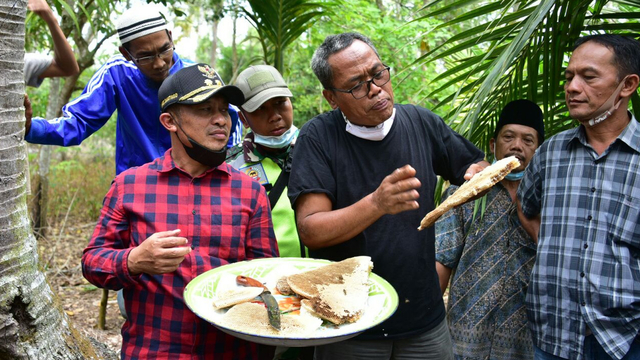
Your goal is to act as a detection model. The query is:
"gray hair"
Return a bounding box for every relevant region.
[311,32,380,89]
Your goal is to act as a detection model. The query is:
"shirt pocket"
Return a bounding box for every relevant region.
[607,194,640,251]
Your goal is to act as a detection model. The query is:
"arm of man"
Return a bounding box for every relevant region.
[295,165,421,249]
[82,179,190,290]
[436,262,452,295]
[28,0,79,78]
[517,200,539,244]
[516,149,542,244]
[25,62,118,143]
[434,185,466,295]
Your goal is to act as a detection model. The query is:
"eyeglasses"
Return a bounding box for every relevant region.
[125,46,174,66]
[329,66,391,99]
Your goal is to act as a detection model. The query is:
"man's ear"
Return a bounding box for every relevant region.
[621,74,640,98]
[238,110,251,129]
[322,89,339,110]
[119,46,131,61]
[159,112,178,133]
[489,138,496,156]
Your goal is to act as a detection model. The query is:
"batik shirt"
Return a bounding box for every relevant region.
[82,149,278,359]
[436,184,536,360]
[518,116,640,360]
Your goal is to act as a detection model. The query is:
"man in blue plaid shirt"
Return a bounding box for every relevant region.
[517,34,640,360]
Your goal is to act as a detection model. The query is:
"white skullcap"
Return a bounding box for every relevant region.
[117,5,168,44]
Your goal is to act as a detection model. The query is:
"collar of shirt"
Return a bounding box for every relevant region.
[155,148,232,177]
[568,113,640,154]
[241,131,294,168]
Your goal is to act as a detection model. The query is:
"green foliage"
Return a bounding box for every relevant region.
[283,0,451,124]
[417,0,640,155]
[28,151,115,224]
[242,0,333,73]
[198,30,264,82]
[25,81,50,117]
[194,0,455,126]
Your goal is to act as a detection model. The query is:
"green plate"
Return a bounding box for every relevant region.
[184,257,399,347]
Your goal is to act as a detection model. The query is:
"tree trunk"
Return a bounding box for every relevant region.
[31,67,82,240]
[210,18,219,68]
[0,1,102,358]
[32,78,60,239]
[230,1,239,84]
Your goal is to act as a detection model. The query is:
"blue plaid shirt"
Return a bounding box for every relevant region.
[518,115,640,360]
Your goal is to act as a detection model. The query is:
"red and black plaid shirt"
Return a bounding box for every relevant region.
[82,150,278,359]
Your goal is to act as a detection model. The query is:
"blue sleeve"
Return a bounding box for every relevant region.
[227,104,243,148]
[25,60,120,146]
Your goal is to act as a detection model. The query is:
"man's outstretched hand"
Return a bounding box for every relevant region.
[371,165,422,215]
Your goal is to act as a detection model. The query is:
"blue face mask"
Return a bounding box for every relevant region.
[253,125,298,149]
[492,158,524,181]
[504,170,524,181]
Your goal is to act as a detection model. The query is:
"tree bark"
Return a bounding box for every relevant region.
[0,1,102,358]
[230,1,239,84]
[32,78,60,239]
[210,19,219,68]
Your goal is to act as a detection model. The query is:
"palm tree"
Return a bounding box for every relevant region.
[242,0,333,74]
[0,1,105,358]
[416,0,640,153]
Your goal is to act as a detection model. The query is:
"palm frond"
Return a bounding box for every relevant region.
[243,0,333,73]
[417,0,640,157]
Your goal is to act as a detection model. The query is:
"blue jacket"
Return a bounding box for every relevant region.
[26,53,241,174]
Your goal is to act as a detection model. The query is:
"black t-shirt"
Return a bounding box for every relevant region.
[288,104,485,340]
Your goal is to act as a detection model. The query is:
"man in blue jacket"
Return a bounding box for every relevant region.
[24,5,240,175]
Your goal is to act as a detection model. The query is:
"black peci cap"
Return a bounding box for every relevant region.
[494,99,545,143]
[158,64,245,111]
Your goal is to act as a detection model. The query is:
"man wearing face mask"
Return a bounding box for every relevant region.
[82,64,278,359]
[228,65,304,259]
[435,99,544,360]
[288,32,489,359]
[227,65,310,360]
[517,34,640,360]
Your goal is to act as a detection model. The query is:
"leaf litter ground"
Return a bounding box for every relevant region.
[40,222,123,359]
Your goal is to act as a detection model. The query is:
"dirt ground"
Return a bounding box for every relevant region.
[40,222,124,358]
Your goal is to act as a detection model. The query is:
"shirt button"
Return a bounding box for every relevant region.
[591,187,596,192]
[584,244,589,249]
[192,210,196,215]
[581,301,586,306]
[580,272,585,277]
[587,215,592,220]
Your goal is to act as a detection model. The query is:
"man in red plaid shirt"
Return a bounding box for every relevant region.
[82,64,279,359]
